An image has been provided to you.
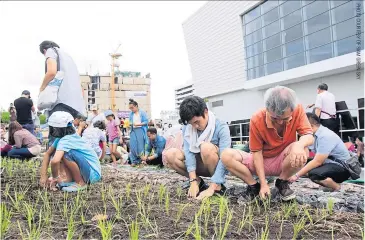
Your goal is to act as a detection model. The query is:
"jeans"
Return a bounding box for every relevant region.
[8,148,35,160]
[22,123,35,135]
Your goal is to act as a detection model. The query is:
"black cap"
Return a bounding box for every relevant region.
[22,90,31,96]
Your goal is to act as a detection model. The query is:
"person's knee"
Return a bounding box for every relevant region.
[221,149,235,166]
[200,143,217,159]
[164,148,178,164]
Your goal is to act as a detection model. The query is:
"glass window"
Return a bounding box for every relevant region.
[284,52,306,70]
[284,38,304,56]
[264,46,282,63]
[245,30,262,46]
[333,17,362,40]
[302,0,315,7]
[304,11,330,34]
[246,18,261,35]
[308,43,333,63]
[281,9,302,30]
[246,41,263,58]
[263,33,281,51]
[306,27,332,49]
[335,33,364,56]
[303,0,330,20]
[280,0,301,16]
[247,66,264,80]
[262,7,279,26]
[262,0,279,13]
[245,6,261,23]
[282,24,303,43]
[332,1,357,24]
[265,59,283,74]
[263,19,281,38]
[331,0,350,8]
[247,54,264,69]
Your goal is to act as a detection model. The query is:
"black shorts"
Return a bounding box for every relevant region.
[308,163,350,183]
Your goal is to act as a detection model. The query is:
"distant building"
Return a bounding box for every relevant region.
[175,81,194,110]
[80,72,152,118]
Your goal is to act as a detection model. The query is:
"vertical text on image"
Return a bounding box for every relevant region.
[355,3,362,80]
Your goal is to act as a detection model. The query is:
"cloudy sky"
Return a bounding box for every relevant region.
[0,1,206,117]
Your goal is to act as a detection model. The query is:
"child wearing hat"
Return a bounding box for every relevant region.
[39,111,101,192]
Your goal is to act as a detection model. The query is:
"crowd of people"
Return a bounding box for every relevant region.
[1,40,363,200]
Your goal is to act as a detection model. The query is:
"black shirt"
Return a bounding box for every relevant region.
[14,97,33,125]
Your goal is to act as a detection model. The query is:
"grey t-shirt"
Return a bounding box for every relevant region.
[45,48,86,116]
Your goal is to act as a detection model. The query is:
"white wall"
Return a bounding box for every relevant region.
[183,1,260,98]
[208,70,364,122]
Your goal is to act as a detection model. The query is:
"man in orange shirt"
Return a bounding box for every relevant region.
[222,86,314,201]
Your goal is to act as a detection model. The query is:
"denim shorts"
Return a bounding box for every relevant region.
[63,150,101,184]
[109,137,120,145]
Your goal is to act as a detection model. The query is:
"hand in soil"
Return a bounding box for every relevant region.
[188,182,199,199]
[196,188,215,200]
[259,183,271,199]
[39,176,48,188]
[288,175,299,183]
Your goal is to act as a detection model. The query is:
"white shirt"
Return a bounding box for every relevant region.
[315,91,336,119]
[88,112,106,124]
[133,113,141,128]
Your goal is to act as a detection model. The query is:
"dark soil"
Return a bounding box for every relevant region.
[1,159,363,240]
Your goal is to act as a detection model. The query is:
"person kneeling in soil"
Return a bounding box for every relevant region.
[221,86,314,201]
[141,127,166,167]
[82,120,107,160]
[288,113,352,191]
[39,111,101,192]
[164,96,231,200]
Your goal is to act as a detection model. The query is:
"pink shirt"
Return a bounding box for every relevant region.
[106,119,119,141]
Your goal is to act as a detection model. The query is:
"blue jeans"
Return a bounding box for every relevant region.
[8,148,35,160]
[22,123,35,135]
[63,150,101,184]
[109,137,120,145]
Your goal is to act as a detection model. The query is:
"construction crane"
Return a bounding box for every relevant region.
[110,43,122,111]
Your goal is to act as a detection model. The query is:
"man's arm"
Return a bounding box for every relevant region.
[315,108,321,118]
[295,153,327,178]
[40,58,57,91]
[314,95,323,118]
[145,142,153,159]
[252,151,267,186]
[148,138,166,161]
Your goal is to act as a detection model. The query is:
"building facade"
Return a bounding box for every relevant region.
[183,0,364,141]
[175,81,195,110]
[80,73,151,118]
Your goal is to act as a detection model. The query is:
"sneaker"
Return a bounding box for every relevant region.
[198,178,209,192]
[275,179,295,201]
[242,182,260,202]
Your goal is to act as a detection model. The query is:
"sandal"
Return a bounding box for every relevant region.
[57,181,76,189]
[62,184,87,192]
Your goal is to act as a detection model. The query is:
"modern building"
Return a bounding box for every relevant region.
[80,72,152,118]
[175,81,195,110]
[183,0,364,141]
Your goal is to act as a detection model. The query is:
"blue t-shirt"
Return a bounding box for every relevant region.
[52,134,101,177]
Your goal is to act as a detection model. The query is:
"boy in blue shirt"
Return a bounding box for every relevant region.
[141,127,166,167]
[39,111,101,192]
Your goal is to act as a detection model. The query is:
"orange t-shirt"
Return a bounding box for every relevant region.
[249,104,313,158]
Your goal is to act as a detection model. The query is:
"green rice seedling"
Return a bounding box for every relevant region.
[292,217,306,240]
[357,224,364,240]
[126,182,131,201]
[176,186,183,200]
[327,198,335,215]
[219,208,233,240]
[4,184,10,198]
[67,211,76,240]
[1,203,12,237]
[193,214,202,240]
[238,206,247,234]
[108,187,123,219]
[277,215,285,240]
[158,184,166,206]
[21,205,43,240]
[259,215,269,240]
[283,202,295,219]
[203,198,212,236]
[304,208,313,225]
[129,220,139,240]
[248,205,253,232]
[165,191,170,215]
[262,195,271,213]
[143,184,151,198]
[98,219,114,240]
[135,189,143,212]
[254,198,261,214]
[175,203,190,227]
[8,189,26,212]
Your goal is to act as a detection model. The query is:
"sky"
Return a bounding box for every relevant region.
[0,1,206,118]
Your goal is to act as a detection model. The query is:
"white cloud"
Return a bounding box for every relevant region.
[0,1,206,117]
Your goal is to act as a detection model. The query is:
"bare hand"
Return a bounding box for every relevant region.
[288,175,299,183]
[289,143,307,168]
[39,176,48,188]
[188,181,200,199]
[259,184,271,200]
[141,156,147,161]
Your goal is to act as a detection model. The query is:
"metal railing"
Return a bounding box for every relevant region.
[228,106,364,142]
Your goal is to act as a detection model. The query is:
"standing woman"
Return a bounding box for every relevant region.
[7,121,41,160]
[128,99,148,166]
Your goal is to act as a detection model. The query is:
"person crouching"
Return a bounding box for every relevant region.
[39,111,101,192]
